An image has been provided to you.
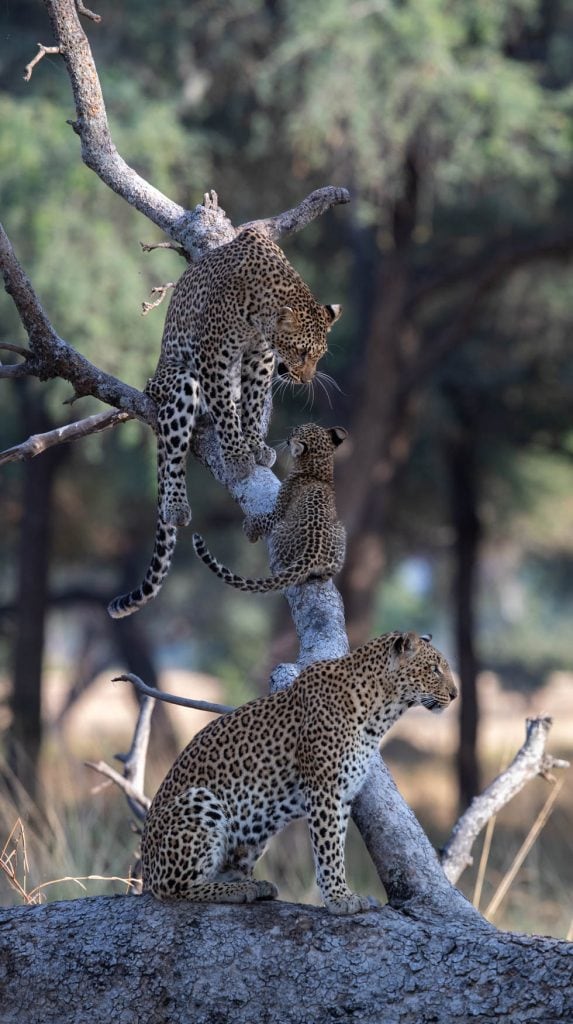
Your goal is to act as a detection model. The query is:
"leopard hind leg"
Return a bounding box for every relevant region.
[142,787,277,904]
[148,367,200,527]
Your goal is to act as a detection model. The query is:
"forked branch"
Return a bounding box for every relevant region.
[441,715,569,884]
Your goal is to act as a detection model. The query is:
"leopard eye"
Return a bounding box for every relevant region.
[432,664,442,676]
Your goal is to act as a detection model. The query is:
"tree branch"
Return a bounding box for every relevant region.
[0,223,156,425]
[241,186,351,241]
[113,673,235,716]
[23,43,62,82]
[441,716,570,884]
[0,409,132,466]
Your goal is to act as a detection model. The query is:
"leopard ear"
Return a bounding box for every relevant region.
[420,633,432,643]
[325,303,342,325]
[278,306,298,331]
[289,438,306,457]
[330,426,348,447]
[392,632,418,658]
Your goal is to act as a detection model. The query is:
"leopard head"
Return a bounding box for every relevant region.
[287,423,347,462]
[388,632,457,714]
[275,302,341,384]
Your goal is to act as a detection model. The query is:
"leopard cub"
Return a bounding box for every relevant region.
[141,632,457,914]
[193,423,347,592]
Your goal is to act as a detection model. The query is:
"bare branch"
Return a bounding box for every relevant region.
[140,240,188,260]
[23,43,62,82]
[0,409,132,466]
[85,760,150,817]
[441,716,570,884]
[141,283,175,317]
[113,673,235,716]
[75,0,101,22]
[85,687,156,821]
[113,692,155,807]
[0,342,31,358]
[0,223,156,426]
[241,186,351,242]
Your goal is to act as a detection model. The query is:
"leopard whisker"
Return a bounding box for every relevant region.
[315,373,333,410]
[316,370,344,397]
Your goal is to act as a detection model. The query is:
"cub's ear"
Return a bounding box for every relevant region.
[278,306,298,331]
[420,633,432,643]
[330,426,348,447]
[289,438,306,458]
[392,632,419,658]
[324,303,342,325]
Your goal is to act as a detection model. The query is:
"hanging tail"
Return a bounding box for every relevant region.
[192,533,323,592]
[108,522,178,619]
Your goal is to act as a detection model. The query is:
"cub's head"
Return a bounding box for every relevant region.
[387,632,457,714]
[288,423,348,462]
[275,302,341,384]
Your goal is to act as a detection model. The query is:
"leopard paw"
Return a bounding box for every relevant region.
[160,497,192,527]
[324,893,374,916]
[252,442,276,469]
[253,880,278,901]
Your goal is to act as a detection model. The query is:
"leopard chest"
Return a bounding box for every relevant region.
[227,777,306,849]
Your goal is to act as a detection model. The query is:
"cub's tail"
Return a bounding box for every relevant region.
[192,533,317,592]
[108,522,178,619]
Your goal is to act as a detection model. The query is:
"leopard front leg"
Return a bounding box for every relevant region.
[147,367,200,527]
[240,349,276,468]
[199,364,256,481]
[303,786,372,916]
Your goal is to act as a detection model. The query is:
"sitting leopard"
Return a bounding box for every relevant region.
[141,631,457,915]
[108,228,341,620]
[192,422,347,592]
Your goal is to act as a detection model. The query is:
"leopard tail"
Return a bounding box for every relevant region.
[108,522,178,619]
[192,533,329,592]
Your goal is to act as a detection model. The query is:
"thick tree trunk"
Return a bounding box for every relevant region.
[0,894,571,1024]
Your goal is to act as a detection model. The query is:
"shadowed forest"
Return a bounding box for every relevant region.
[1,0,572,939]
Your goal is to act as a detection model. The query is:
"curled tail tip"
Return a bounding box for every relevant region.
[107,598,133,620]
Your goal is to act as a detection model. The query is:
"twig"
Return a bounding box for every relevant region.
[23,44,61,82]
[140,241,188,259]
[141,283,175,316]
[472,814,497,911]
[75,1,101,22]
[85,761,150,817]
[113,673,235,716]
[485,777,565,920]
[441,716,569,884]
[0,342,30,358]
[0,409,132,466]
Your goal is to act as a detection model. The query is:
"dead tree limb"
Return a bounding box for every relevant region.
[441,715,570,884]
[0,409,132,466]
[113,673,235,716]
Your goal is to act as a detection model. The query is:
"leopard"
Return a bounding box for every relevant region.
[192,422,347,592]
[108,228,341,620]
[141,631,457,915]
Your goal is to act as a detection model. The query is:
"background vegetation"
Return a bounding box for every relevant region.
[1,0,572,936]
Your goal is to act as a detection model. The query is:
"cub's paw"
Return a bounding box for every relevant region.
[160,497,192,527]
[251,442,276,469]
[253,880,278,901]
[324,892,374,916]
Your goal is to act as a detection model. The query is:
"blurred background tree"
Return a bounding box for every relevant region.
[1,0,572,925]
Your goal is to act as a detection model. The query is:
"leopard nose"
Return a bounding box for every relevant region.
[449,684,458,701]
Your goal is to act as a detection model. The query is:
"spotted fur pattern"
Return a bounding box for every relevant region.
[108,229,341,619]
[141,632,457,915]
[192,423,347,592]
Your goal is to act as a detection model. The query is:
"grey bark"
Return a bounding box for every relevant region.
[0,894,571,1024]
